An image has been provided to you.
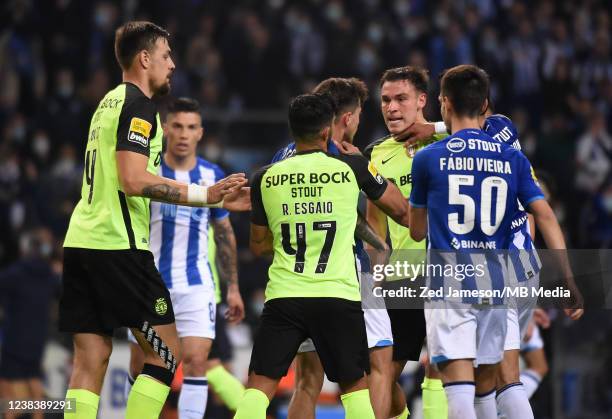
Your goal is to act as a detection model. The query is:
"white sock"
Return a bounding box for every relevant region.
[444,382,477,419]
[519,369,542,399]
[474,389,497,419]
[125,373,135,401]
[179,377,209,419]
[496,383,534,419]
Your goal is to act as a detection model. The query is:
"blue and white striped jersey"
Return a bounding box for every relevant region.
[150,157,229,290]
[410,129,545,304]
[483,114,542,282]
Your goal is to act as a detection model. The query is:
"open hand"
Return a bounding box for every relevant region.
[223,186,251,212]
[208,173,247,204]
[394,122,437,150]
[333,140,362,155]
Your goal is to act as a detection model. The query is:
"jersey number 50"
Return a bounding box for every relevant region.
[281,221,337,274]
[448,175,508,236]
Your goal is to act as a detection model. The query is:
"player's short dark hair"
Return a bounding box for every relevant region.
[288,93,334,142]
[167,97,200,115]
[114,21,170,70]
[313,78,368,115]
[379,66,429,93]
[440,65,490,118]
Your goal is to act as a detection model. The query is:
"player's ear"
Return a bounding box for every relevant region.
[480,98,489,116]
[197,126,204,142]
[342,112,352,127]
[417,92,427,111]
[321,125,331,141]
[139,49,151,69]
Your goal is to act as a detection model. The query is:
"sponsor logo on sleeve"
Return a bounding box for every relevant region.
[368,161,384,184]
[128,117,152,147]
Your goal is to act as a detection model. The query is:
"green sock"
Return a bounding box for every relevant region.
[341,389,375,419]
[125,374,170,419]
[421,377,448,419]
[207,365,245,411]
[64,389,99,419]
[234,388,269,419]
[397,406,410,419]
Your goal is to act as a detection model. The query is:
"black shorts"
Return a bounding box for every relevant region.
[249,298,369,383]
[209,304,233,362]
[59,248,175,336]
[385,278,426,362]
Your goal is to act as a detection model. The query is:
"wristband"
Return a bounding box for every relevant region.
[187,183,208,205]
[187,183,225,208]
[434,121,448,135]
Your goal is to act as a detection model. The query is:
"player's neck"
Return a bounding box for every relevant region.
[295,139,327,153]
[450,116,481,134]
[415,110,427,124]
[164,152,197,171]
[122,72,153,98]
[330,124,350,144]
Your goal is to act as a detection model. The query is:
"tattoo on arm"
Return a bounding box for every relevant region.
[356,214,387,251]
[142,184,181,202]
[213,218,238,285]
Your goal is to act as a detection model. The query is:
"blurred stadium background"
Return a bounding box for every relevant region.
[0,0,610,418]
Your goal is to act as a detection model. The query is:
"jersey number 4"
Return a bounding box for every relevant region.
[448,175,508,236]
[281,221,337,274]
[85,149,97,204]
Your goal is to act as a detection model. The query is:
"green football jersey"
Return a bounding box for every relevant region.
[251,150,388,302]
[364,133,447,250]
[64,83,163,250]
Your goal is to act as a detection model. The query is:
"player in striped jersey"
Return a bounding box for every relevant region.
[404,107,547,416]
[126,98,244,419]
[409,65,582,419]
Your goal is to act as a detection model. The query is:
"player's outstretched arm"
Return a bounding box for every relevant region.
[528,199,584,320]
[213,217,245,323]
[116,151,249,210]
[372,182,410,228]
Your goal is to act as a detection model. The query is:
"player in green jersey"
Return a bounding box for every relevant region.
[59,22,249,419]
[234,94,410,419]
[362,66,448,419]
[283,78,395,419]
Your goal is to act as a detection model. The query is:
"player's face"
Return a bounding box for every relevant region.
[164,112,203,159]
[381,80,425,135]
[342,105,362,142]
[148,37,175,96]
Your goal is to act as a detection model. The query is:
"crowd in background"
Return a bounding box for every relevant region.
[0,0,611,416]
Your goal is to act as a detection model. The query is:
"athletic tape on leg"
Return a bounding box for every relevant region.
[140,321,177,373]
